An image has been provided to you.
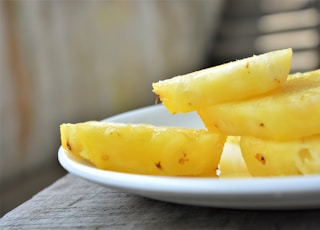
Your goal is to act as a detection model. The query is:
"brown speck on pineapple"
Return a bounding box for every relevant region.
[255,153,266,165]
[259,122,264,127]
[155,161,162,170]
[66,141,72,151]
[245,62,251,74]
[274,78,281,84]
[110,131,120,137]
[155,95,159,105]
[178,152,189,165]
[101,154,109,161]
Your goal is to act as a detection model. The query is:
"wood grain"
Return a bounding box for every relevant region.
[1,174,320,229]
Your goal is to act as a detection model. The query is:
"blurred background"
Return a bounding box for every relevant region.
[1,0,319,216]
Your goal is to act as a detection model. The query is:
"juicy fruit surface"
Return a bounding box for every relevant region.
[60,124,83,158]
[60,121,226,176]
[152,48,292,114]
[240,134,320,177]
[198,70,320,141]
[219,136,251,178]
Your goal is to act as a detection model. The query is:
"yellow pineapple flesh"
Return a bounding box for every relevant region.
[60,123,83,158]
[152,48,292,114]
[198,70,320,141]
[218,136,251,178]
[240,134,320,177]
[60,121,226,176]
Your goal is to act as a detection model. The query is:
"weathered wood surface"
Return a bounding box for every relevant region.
[1,174,320,229]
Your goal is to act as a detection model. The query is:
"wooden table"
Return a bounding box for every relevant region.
[1,173,320,229]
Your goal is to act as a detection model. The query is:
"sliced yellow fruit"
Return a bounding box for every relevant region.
[60,123,83,158]
[240,134,320,177]
[198,70,320,141]
[152,48,292,114]
[60,121,226,176]
[218,136,251,178]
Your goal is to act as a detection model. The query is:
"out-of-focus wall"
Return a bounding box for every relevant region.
[0,0,223,188]
[206,0,320,72]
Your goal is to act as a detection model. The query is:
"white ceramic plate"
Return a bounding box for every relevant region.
[58,104,320,209]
